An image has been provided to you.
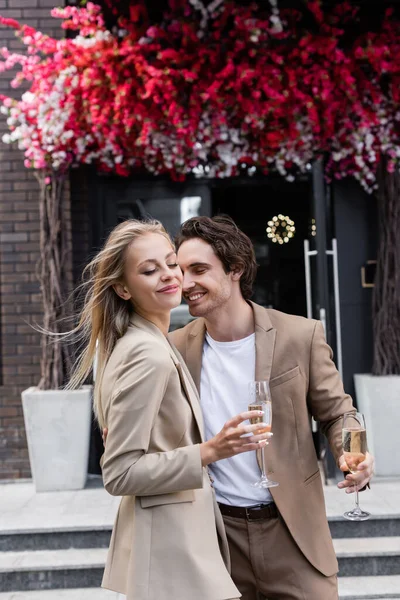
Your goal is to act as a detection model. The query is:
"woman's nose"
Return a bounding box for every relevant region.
[160,268,174,280]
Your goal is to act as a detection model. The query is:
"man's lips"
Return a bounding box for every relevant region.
[158,284,180,294]
[184,291,206,302]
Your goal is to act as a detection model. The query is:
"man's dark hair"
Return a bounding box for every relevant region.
[175,215,258,300]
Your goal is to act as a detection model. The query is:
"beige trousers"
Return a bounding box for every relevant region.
[223,512,338,600]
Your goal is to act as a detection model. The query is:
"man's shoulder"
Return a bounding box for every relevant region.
[252,303,318,338]
[267,307,316,329]
[169,318,203,346]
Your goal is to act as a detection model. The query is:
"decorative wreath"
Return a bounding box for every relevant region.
[266,214,295,244]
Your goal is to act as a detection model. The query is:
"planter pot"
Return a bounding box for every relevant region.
[21,385,93,492]
[354,374,400,477]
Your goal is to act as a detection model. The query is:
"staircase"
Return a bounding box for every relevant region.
[332,517,400,599]
[0,479,399,599]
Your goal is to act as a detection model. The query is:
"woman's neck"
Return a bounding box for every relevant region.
[134,308,171,336]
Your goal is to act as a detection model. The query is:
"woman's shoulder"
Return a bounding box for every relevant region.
[112,325,173,369]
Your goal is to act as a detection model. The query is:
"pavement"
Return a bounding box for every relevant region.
[0,474,398,534]
[0,476,118,535]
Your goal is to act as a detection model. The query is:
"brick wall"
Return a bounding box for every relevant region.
[0,1,66,479]
[70,167,92,288]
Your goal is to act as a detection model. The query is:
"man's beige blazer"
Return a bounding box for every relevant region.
[170,301,355,577]
[100,313,240,600]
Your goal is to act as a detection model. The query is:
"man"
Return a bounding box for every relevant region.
[169,214,374,600]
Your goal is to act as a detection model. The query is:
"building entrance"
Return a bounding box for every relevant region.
[86,171,337,477]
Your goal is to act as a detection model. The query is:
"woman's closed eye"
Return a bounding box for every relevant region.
[142,263,178,275]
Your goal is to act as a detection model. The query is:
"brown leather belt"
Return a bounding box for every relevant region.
[219,502,278,521]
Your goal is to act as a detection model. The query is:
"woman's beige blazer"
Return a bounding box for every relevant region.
[100,313,240,600]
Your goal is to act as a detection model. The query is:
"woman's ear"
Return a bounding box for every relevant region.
[113,282,131,301]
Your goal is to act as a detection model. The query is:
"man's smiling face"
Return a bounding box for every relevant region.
[177,238,234,317]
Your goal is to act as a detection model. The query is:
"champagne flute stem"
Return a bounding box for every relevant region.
[260,445,268,480]
[355,483,360,511]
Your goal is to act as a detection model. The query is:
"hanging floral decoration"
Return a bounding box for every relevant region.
[1,1,400,191]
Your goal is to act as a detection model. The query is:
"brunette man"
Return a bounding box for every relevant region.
[169,215,374,600]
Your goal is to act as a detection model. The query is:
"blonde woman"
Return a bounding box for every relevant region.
[69,219,271,600]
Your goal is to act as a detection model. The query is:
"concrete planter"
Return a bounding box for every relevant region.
[354,374,400,477]
[21,386,93,492]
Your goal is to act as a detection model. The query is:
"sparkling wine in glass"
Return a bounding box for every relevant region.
[342,412,371,521]
[248,381,278,489]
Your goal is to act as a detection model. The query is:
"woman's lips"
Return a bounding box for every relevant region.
[158,284,180,294]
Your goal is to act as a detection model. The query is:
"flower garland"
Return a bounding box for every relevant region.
[0,2,400,191]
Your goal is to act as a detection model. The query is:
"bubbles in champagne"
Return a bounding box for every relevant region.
[248,404,264,425]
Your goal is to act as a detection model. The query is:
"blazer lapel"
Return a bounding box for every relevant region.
[129,313,205,441]
[250,303,277,475]
[168,342,205,443]
[252,302,276,383]
[184,318,206,393]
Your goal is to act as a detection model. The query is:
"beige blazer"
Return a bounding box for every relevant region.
[100,313,240,600]
[170,301,355,577]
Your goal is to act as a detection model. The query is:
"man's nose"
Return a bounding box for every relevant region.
[182,273,195,291]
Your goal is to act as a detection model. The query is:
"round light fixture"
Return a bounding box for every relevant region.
[266,214,295,244]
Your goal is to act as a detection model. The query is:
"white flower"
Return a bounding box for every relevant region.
[21,91,35,104]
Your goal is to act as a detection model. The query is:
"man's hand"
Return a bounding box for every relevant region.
[102,427,108,447]
[337,452,374,493]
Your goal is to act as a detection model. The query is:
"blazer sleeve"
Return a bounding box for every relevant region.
[307,320,355,465]
[101,345,203,497]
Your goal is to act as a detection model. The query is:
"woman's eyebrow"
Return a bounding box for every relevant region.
[138,251,176,268]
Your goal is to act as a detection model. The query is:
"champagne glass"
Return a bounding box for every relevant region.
[248,380,279,488]
[342,412,371,521]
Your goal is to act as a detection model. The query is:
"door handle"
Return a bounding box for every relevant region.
[303,239,317,320]
[304,238,343,378]
[326,239,343,378]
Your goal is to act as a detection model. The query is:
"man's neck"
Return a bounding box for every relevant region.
[204,298,255,342]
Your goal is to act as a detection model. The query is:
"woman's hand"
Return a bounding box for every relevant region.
[104,412,273,469]
[200,410,273,467]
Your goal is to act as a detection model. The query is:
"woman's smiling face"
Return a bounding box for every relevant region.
[114,232,183,318]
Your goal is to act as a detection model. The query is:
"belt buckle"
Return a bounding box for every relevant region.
[245,506,261,522]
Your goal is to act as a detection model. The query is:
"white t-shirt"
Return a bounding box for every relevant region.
[200,332,273,506]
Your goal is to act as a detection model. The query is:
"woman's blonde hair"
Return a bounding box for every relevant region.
[68,219,173,428]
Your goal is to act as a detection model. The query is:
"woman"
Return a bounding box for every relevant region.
[69,219,270,600]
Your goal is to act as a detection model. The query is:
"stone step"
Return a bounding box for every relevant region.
[1,537,400,592]
[0,590,118,599]
[2,513,399,554]
[335,537,400,578]
[329,516,400,539]
[339,575,400,599]
[0,549,106,593]
[0,529,111,552]
[0,578,400,600]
